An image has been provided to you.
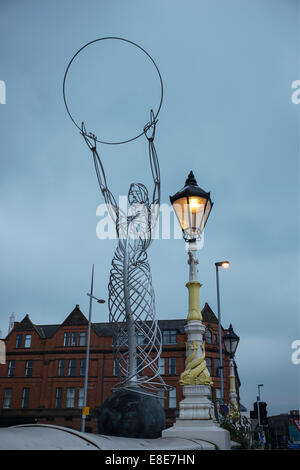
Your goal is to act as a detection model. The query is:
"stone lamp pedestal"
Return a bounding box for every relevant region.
[162,282,230,450]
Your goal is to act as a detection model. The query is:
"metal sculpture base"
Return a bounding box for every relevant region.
[162,385,231,450]
[98,388,166,439]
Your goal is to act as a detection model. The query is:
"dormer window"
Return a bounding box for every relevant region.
[24,335,32,348]
[206,329,212,344]
[63,332,70,346]
[71,332,78,346]
[16,334,22,348]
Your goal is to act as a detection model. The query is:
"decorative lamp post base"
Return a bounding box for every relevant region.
[162,384,231,450]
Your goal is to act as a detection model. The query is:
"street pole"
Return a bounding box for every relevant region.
[257,384,263,428]
[81,264,94,433]
[215,265,224,402]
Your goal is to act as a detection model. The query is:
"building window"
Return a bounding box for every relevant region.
[78,388,84,408]
[55,388,63,409]
[25,360,33,377]
[169,388,177,408]
[213,334,217,344]
[113,358,121,377]
[71,332,78,347]
[24,335,32,348]
[215,358,221,377]
[169,358,177,375]
[157,389,165,407]
[16,334,22,348]
[159,357,165,375]
[63,332,70,347]
[68,359,76,376]
[79,359,86,377]
[79,332,86,346]
[137,331,146,345]
[7,360,16,377]
[162,330,177,345]
[58,359,65,377]
[206,330,212,344]
[21,388,30,409]
[66,388,75,408]
[3,388,12,409]
[206,357,212,376]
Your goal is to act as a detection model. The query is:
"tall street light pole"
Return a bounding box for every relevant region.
[257,383,264,428]
[215,261,230,402]
[81,264,105,433]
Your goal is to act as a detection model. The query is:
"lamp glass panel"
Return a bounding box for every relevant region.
[224,337,232,354]
[172,196,207,236]
[201,199,212,231]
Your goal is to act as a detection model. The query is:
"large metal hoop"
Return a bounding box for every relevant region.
[63,37,163,145]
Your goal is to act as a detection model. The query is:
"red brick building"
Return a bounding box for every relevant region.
[0,304,240,433]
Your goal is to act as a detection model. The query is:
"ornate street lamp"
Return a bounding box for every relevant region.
[223,324,240,358]
[168,172,215,405]
[223,324,240,409]
[164,171,231,449]
[170,171,213,242]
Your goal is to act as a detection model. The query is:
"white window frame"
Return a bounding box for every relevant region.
[24,334,32,348]
[79,359,86,377]
[16,334,22,348]
[3,388,12,409]
[206,357,212,376]
[113,358,121,377]
[21,388,30,409]
[79,332,86,346]
[7,360,15,377]
[63,332,70,347]
[78,387,84,408]
[66,388,75,408]
[68,359,76,376]
[71,332,78,347]
[25,360,33,377]
[157,389,165,407]
[55,388,63,409]
[58,359,65,376]
[158,357,165,375]
[169,388,177,408]
[162,330,177,345]
[206,329,212,344]
[169,357,176,375]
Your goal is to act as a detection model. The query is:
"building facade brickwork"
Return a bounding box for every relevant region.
[0,303,240,433]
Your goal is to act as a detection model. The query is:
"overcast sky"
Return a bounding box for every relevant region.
[0,0,299,416]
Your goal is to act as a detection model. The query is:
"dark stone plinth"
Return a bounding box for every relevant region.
[97,388,166,438]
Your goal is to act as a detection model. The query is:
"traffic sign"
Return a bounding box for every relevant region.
[220,404,229,415]
[293,419,300,433]
[82,406,89,416]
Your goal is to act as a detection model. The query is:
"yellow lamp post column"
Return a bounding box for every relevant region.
[186,281,202,322]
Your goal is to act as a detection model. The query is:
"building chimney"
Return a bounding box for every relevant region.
[8,313,15,334]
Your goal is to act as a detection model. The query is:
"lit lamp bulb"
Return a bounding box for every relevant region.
[189,197,203,236]
[221,262,230,269]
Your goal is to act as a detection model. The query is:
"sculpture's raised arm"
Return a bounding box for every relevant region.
[144,110,161,206]
[80,122,120,226]
[143,110,161,240]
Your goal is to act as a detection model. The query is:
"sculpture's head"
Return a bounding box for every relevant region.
[128,183,149,206]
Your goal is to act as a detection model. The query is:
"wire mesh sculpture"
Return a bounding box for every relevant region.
[63,38,171,396]
[81,114,170,395]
